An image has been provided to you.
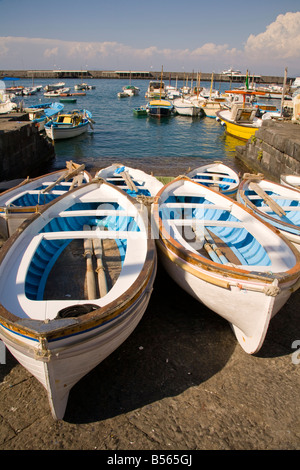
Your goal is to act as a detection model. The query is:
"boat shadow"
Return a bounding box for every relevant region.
[64,260,236,424]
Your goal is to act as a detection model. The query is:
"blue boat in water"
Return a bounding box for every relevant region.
[147,99,174,117]
[25,102,64,131]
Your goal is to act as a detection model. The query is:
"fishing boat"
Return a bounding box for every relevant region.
[147,99,173,117]
[186,162,240,197]
[95,164,163,200]
[44,82,65,92]
[0,179,157,420]
[133,105,148,116]
[216,90,264,141]
[74,83,95,91]
[201,97,226,118]
[59,98,77,104]
[173,97,202,117]
[151,176,300,354]
[25,102,64,131]
[44,88,70,97]
[237,174,300,252]
[117,90,129,98]
[0,90,17,114]
[280,174,300,191]
[45,109,93,141]
[145,80,167,99]
[0,161,91,238]
[122,85,140,96]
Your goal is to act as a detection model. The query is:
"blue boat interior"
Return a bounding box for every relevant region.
[192,175,235,191]
[10,184,70,207]
[106,177,151,197]
[25,201,139,301]
[161,195,271,267]
[245,189,300,230]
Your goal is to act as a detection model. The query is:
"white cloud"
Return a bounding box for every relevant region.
[245,12,300,60]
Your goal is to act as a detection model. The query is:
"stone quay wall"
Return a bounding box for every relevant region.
[0,114,55,181]
[235,120,300,181]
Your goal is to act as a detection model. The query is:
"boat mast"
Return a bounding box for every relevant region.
[280,67,288,117]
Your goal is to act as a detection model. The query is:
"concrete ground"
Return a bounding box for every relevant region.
[0,261,300,451]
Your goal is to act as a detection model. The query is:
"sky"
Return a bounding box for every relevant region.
[1,0,300,77]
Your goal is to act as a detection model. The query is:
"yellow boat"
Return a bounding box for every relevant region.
[216,108,261,140]
[216,90,263,141]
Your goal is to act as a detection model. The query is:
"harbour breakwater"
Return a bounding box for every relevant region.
[235,120,300,181]
[0,69,294,85]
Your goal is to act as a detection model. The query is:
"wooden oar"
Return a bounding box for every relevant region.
[119,170,138,193]
[92,226,108,297]
[249,182,286,217]
[203,228,228,264]
[41,163,85,193]
[83,224,97,300]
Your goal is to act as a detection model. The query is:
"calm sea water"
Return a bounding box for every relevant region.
[19,77,252,177]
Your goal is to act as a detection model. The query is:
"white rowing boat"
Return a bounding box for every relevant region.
[186,162,240,198]
[280,174,300,191]
[95,164,163,201]
[151,176,300,354]
[0,179,157,419]
[0,161,91,238]
[238,174,300,252]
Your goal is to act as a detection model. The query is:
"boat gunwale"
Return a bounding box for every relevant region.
[0,180,156,341]
[0,168,93,212]
[152,176,300,284]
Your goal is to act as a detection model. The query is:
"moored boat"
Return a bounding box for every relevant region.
[186,162,239,197]
[151,176,300,354]
[173,97,202,117]
[145,80,167,99]
[0,179,157,419]
[25,102,64,131]
[147,99,173,117]
[45,109,93,140]
[122,85,140,96]
[280,174,300,191]
[133,105,148,116]
[237,174,300,252]
[0,161,91,238]
[216,90,264,141]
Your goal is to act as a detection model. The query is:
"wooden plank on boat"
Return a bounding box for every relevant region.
[249,182,286,217]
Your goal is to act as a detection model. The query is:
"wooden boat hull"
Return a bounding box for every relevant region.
[0,163,91,238]
[152,176,300,354]
[0,180,156,419]
[186,162,239,198]
[45,120,89,140]
[238,176,300,252]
